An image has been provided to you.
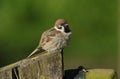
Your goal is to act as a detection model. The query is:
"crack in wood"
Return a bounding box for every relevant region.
[12,66,19,79]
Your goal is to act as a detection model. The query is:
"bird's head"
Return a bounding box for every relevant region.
[54,19,71,34]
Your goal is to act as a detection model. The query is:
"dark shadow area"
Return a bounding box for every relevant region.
[12,66,19,79]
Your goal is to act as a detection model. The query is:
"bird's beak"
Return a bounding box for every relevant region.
[82,69,88,72]
[64,24,71,33]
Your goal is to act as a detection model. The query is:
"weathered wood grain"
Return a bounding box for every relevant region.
[0,51,117,79]
[0,51,63,79]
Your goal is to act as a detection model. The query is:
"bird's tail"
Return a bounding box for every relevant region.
[27,47,44,58]
[27,49,39,58]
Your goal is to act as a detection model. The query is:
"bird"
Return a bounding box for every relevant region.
[63,66,88,79]
[74,66,88,79]
[27,19,72,57]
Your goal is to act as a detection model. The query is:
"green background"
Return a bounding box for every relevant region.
[0,0,117,70]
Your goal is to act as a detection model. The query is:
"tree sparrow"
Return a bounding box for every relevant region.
[27,19,72,57]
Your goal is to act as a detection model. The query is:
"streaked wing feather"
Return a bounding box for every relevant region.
[39,28,58,46]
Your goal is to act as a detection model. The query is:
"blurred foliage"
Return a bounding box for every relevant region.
[0,0,117,70]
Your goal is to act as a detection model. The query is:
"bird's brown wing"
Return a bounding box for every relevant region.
[27,28,54,57]
[27,27,61,58]
[39,27,61,48]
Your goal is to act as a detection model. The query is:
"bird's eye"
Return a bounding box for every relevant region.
[58,26,62,29]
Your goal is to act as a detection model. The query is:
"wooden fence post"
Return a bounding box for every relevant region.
[0,51,117,79]
[0,51,63,79]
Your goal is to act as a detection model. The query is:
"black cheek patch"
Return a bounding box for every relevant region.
[58,26,62,29]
